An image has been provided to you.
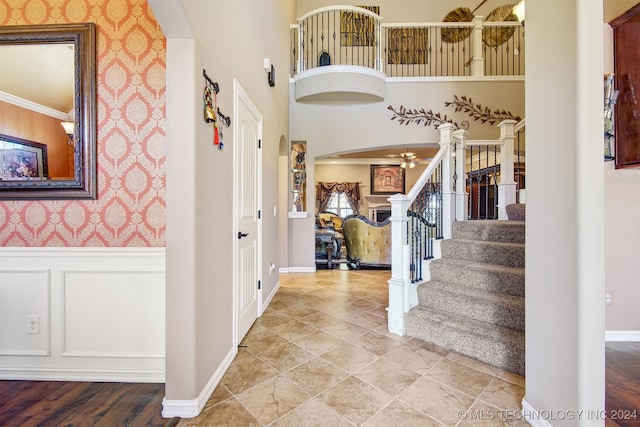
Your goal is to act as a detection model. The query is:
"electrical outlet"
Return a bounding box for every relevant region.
[605,293,612,306]
[27,315,40,334]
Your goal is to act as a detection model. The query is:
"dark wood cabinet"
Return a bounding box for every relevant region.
[610,3,640,169]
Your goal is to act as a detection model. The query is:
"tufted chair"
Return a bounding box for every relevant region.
[341,214,391,269]
[318,211,343,233]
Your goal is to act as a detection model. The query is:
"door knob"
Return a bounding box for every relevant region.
[238,231,249,239]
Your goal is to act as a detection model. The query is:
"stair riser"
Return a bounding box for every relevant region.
[418,288,525,331]
[453,221,525,244]
[441,240,525,268]
[405,311,525,376]
[429,262,524,297]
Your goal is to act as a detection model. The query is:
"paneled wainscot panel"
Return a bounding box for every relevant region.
[0,269,50,356]
[63,271,164,357]
[0,248,165,382]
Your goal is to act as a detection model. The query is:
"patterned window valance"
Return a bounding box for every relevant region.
[317,182,361,213]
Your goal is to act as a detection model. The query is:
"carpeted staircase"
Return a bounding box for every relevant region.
[405,220,525,375]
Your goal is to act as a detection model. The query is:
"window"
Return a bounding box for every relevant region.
[326,193,353,218]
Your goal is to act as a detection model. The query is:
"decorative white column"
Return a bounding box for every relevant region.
[296,22,305,72]
[470,16,485,77]
[453,129,469,221]
[375,20,383,72]
[498,120,517,219]
[438,123,455,239]
[387,193,410,336]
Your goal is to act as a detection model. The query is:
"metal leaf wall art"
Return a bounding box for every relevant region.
[387,105,464,129]
[445,95,521,125]
[388,94,521,130]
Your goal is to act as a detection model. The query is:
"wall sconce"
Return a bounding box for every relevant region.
[513,0,525,23]
[264,58,275,87]
[61,121,75,146]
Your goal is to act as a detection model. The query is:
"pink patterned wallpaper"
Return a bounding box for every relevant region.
[0,0,166,246]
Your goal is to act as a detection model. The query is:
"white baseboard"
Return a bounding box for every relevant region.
[521,399,553,427]
[262,280,280,314]
[162,346,236,418]
[279,267,290,273]
[287,266,316,273]
[0,367,164,383]
[605,330,640,341]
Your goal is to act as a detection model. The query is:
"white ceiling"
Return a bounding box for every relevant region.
[0,44,75,115]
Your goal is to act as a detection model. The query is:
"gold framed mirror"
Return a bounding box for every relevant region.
[0,23,97,199]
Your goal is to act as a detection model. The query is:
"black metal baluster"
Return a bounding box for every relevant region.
[493,147,499,219]
[468,146,473,219]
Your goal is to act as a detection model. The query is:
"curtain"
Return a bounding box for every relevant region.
[317,182,361,214]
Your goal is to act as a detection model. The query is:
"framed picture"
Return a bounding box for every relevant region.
[0,134,48,180]
[371,164,405,195]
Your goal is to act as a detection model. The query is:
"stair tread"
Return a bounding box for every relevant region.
[429,258,525,296]
[430,257,524,275]
[419,280,524,307]
[405,306,525,375]
[452,220,525,244]
[440,238,525,268]
[407,306,524,341]
[417,280,525,331]
[444,238,525,248]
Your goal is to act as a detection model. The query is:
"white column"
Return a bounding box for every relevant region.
[470,16,485,77]
[524,0,604,421]
[375,19,383,72]
[497,120,517,219]
[297,22,305,72]
[438,123,455,239]
[387,193,410,336]
[453,129,469,221]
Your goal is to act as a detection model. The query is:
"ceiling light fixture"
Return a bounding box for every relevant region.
[400,151,417,169]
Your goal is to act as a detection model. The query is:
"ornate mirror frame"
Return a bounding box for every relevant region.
[0,23,97,199]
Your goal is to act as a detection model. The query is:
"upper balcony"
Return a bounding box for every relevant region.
[290,5,524,102]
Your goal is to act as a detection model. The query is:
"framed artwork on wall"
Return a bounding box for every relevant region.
[0,134,48,180]
[370,164,405,195]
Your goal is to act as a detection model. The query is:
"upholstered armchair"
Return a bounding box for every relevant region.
[318,211,343,233]
[341,214,391,269]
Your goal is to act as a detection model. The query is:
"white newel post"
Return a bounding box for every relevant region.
[470,16,485,77]
[453,129,469,221]
[387,193,410,336]
[498,120,517,219]
[438,123,455,239]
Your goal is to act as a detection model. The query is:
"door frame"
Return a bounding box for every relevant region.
[232,79,263,348]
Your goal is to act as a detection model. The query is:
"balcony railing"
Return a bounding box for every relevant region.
[290,6,524,78]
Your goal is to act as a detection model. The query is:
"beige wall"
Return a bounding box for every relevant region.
[315,162,427,215]
[151,0,294,403]
[602,0,640,331]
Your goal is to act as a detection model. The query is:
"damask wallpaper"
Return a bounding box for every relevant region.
[0,0,166,246]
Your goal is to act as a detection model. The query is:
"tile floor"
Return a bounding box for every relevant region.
[177,270,527,426]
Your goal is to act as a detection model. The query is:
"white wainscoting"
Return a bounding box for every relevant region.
[0,247,166,382]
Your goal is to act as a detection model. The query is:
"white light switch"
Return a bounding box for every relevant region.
[273,206,277,216]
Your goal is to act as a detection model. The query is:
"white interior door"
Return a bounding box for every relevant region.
[235,82,261,344]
